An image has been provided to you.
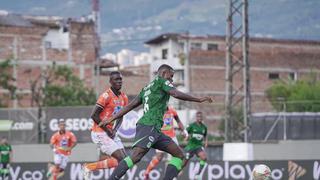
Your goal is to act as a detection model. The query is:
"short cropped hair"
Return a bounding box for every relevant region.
[157,64,174,72]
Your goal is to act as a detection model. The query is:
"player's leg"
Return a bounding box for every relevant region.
[83,133,126,179]
[49,153,62,180]
[153,134,184,180]
[2,163,9,179]
[109,124,157,180]
[110,146,149,180]
[195,147,207,176]
[144,151,164,179]
[51,154,68,180]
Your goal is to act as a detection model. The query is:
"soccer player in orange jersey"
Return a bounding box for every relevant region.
[82,71,128,180]
[48,120,77,180]
[144,106,188,180]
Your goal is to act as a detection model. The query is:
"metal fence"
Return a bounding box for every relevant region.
[251,112,320,141]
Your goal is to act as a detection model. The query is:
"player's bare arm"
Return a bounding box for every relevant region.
[91,105,116,136]
[113,117,123,132]
[168,88,213,103]
[99,95,142,127]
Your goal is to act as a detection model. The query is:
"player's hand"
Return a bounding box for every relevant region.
[182,129,189,139]
[98,119,110,127]
[199,96,213,103]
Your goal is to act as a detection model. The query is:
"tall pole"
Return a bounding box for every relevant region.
[93,0,101,97]
[183,31,191,124]
[225,0,232,142]
[242,0,250,142]
[225,0,250,142]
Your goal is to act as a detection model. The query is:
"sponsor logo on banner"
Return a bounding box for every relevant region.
[49,118,94,131]
[288,160,306,180]
[117,111,140,139]
[0,120,34,131]
[313,161,320,179]
[9,165,45,180]
[6,160,320,180]
[12,122,34,130]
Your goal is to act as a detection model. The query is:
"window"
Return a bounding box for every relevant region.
[289,72,297,81]
[179,42,184,49]
[207,43,218,51]
[45,41,52,48]
[162,49,168,59]
[269,73,279,80]
[190,43,202,50]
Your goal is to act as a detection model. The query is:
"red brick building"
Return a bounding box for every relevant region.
[0,13,98,107]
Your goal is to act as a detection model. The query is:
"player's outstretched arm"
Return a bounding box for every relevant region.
[168,88,213,103]
[99,95,142,127]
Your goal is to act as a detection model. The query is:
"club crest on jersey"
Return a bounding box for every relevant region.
[113,99,121,105]
[102,92,109,99]
[165,80,173,87]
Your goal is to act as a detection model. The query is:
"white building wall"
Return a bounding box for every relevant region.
[44,28,69,49]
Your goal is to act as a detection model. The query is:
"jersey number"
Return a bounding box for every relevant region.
[144,96,149,113]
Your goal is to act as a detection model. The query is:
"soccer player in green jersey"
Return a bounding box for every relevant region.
[182,111,208,180]
[0,137,12,180]
[99,64,213,180]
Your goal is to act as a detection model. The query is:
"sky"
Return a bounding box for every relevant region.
[1,0,319,54]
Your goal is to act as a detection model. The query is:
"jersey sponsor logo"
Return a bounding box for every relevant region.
[60,138,68,147]
[192,133,204,140]
[49,118,94,131]
[113,106,122,115]
[148,136,155,142]
[117,111,140,139]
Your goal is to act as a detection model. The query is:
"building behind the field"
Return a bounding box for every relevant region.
[145,33,320,132]
[0,13,98,107]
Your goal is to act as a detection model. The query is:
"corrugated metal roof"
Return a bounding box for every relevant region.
[0,13,33,27]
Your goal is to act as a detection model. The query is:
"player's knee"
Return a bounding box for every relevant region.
[176,152,184,160]
[157,153,164,160]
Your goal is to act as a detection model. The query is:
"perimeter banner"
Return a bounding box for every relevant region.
[6,160,320,180]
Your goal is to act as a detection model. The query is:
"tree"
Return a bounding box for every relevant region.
[25,63,96,143]
[27,63,96,107]
[0,59,16,107]
[266,75,320,112]
[44,65,96,106]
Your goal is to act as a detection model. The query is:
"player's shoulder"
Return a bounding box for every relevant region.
[100,89,112,99]
[52,131,60,136]
[120,92,128,99]
[202,123,208,129]
[66,130,76,136]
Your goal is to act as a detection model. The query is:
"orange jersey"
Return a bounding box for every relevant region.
[161,107,178,137]
[50,131,77,156]
[92,88,128,132]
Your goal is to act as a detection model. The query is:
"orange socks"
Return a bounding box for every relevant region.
[85,158,119,171]
[145,157,160,175]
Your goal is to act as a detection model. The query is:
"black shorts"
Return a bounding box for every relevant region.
[185,147,205,160]
[0,163,8,169]
[132,124,173,151]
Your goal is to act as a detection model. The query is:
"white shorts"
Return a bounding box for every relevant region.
[54,153,69,169]
[91,131,124,155]
[156,136,179,153]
